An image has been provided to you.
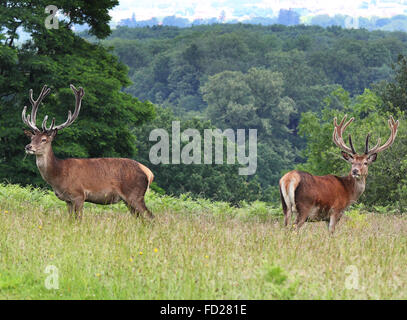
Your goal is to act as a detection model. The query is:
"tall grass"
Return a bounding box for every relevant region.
[0,183,406,299]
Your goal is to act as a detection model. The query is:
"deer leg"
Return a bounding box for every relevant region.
[66,202,74,215]
[284,209,292,227]
[283,201,292,227]
[72,197,84,219]
[328,216,336,234]
[122,186,154,219]
[120,193,139,218]
[127,203,140,218]
[294,214,308,230]
[280,187,291,227]
[139,197,154,219]
[328,213,338,234]
[121,193,141,218]
[328,211,343,234]
[132,196,154,220]
[294,202,312,230]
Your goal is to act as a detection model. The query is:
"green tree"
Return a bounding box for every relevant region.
[201,68,296,190]
[132,107,263,204]
[376,54,407,113]
[202,68,295,141]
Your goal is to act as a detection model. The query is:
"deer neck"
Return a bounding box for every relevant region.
[343,173,366,202]
[35,147,60,184]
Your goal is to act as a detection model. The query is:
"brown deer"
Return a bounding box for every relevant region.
[23,84,154,219]
[279,115,399,233]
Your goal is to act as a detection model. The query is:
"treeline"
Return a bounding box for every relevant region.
[78,24,407,206]
[118,10,407,33]
[96,24,407,101]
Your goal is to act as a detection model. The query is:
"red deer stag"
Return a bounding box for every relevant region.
[279,115,399,233]
[23,84,154,219]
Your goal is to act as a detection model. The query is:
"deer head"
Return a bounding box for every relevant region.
[332,115,399,179]
[23,84,84,156]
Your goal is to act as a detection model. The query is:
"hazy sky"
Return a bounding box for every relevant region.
[109,0,407,23]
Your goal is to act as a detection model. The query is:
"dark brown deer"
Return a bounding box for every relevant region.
[279,115,399,233]
[23,84,154,219]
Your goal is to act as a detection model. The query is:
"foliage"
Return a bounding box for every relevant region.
[98,24,406,114]
[1,1,118,40]
[201,68,296,189]
[345,210,369,230]
[376,54,407,114]
[263,264,298,299]
[133,107,264,204]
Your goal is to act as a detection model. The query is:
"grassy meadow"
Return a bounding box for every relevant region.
[0,183,406,299]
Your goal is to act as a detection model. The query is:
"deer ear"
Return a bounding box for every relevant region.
[341,151,353,162]
[47,129,58,139]
[367,153,377,164]
[24,130,34,138]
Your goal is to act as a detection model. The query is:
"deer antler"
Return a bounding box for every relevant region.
[22,85,51,132]
[41,84,85,132]
[365,116,399,155]
[332,115,356,154]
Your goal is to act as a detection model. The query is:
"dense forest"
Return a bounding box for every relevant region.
[80,24,407,207]
[2,1,407,208]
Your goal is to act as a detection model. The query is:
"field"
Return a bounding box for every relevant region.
[0,183,406,299]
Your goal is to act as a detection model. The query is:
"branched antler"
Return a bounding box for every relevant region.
[22,84,84,133]
[22,85,51,132]
[365,116,399,155]
[332,115,356,154]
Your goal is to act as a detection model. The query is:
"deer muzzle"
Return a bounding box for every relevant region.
[25,144,35,154]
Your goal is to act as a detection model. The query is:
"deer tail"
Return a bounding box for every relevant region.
[138,163,154,192]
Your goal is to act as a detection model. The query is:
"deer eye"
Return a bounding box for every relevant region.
[41,138,47,142]
[364,162,368,165]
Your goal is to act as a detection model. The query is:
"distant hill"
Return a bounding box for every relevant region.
[117,9,407,33]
